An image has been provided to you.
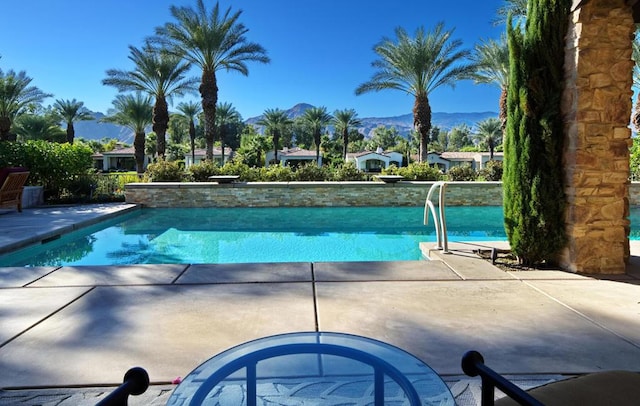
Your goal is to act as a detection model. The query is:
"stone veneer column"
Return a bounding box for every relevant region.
[560,0,634,273]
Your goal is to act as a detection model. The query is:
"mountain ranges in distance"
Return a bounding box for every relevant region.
[73,103,498,144]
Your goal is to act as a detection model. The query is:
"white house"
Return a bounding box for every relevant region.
[265,147,322,167]
[346,148,404,172]
[427,151,504,172]
[92,147,152,172]
[184,147,233,167]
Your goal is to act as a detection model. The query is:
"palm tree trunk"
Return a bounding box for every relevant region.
[200,68,218,161]
[413,93,431,163]
[342,128,348,160]
[0,117,12,141]
[134,131,146,175]
[189,120,196,164]
[274,130,280,165]
[153,97,170,158]
[66,122,75,144]
[314,131,321,166]
[220,128,226,164]
[499,87,508,132]
[632,93,640,134]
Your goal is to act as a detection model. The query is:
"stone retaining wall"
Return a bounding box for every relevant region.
[126,181,640,208]
[125,181,504,207]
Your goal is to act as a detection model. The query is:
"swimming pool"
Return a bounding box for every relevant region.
[3,206,639,267]
[0,206,508,266]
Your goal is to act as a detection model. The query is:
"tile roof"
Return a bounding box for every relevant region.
[279,147,316,157]
[439,151,504,159]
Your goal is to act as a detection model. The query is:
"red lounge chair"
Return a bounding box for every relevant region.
[0,168,30,212]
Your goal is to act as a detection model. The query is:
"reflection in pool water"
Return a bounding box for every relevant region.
[1,206,638,266]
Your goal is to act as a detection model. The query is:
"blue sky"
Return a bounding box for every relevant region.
[0,0,505,119]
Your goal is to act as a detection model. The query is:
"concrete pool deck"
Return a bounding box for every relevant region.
[1,203,640,405]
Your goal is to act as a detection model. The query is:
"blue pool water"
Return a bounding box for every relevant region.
[2,206,639,266]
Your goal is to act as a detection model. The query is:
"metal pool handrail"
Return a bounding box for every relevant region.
[424,181,449,253]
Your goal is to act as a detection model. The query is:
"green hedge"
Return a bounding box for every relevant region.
[0,140,93,198]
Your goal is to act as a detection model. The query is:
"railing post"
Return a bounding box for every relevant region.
[424,181,449,253]
[96,367,149,406]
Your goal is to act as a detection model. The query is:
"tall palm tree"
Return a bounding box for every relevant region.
[103,45,197,158]
[355,24,475,162]
[475,117,502,160]
[152,0,270,161]
[471,36,510,130]
[177,101,202,163]
[0,69,51,141]
[257,108,292,164]
[215,102,241,164]
[332,109,361,160]
[53,98,94,144]
[494,0,528,27]
[302,107,332,166]
[102,93,153,175]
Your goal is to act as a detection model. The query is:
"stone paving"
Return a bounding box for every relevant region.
[1,204,640,405]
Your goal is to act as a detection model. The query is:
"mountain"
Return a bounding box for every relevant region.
[73,103,498,143]
[246,103,497,138]
[244,103,315,126]
[72,111,135,144]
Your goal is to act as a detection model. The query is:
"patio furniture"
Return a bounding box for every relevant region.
[168,332,455,405]
[462,350,640,405]
[96,367,149,406]
[0,168,30,212]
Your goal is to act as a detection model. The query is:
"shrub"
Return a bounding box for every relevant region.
[504,0,569,265]
[188,160,220,181]
[145,159,184,182]
[479,160,503,181]
[447,165,477,181]
[259,165,295,181]
[331,162,366,181]
[220,160,261,181]
[0,140,93,199]
[92,173,138,201]
[293,163,329,181]
[393,162,442,181]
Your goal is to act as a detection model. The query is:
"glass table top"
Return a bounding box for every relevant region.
[167,331,455,405]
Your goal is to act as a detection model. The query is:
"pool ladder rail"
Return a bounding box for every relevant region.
[424,181,449,253]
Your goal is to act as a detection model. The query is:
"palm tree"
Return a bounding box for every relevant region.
[257,108,292,165]
[152,0,270,161]
[302,107,332,166]
[471,36,509,129]
[333,109,361,160]
[102,93,153,175]
[215,102,242,164]
[475,117,502,160]
[355,24,475,162]
[494,0,528,27]
[14,114,66,142]
[53,99,94,144]
[0,69,51,141]
[176,101,202,164]
[103,45,197,158]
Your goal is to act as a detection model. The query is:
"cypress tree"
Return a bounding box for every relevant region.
[503,0,570,266]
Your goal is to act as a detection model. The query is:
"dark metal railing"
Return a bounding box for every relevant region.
[461,350,543,406]
[96,367,149,406]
